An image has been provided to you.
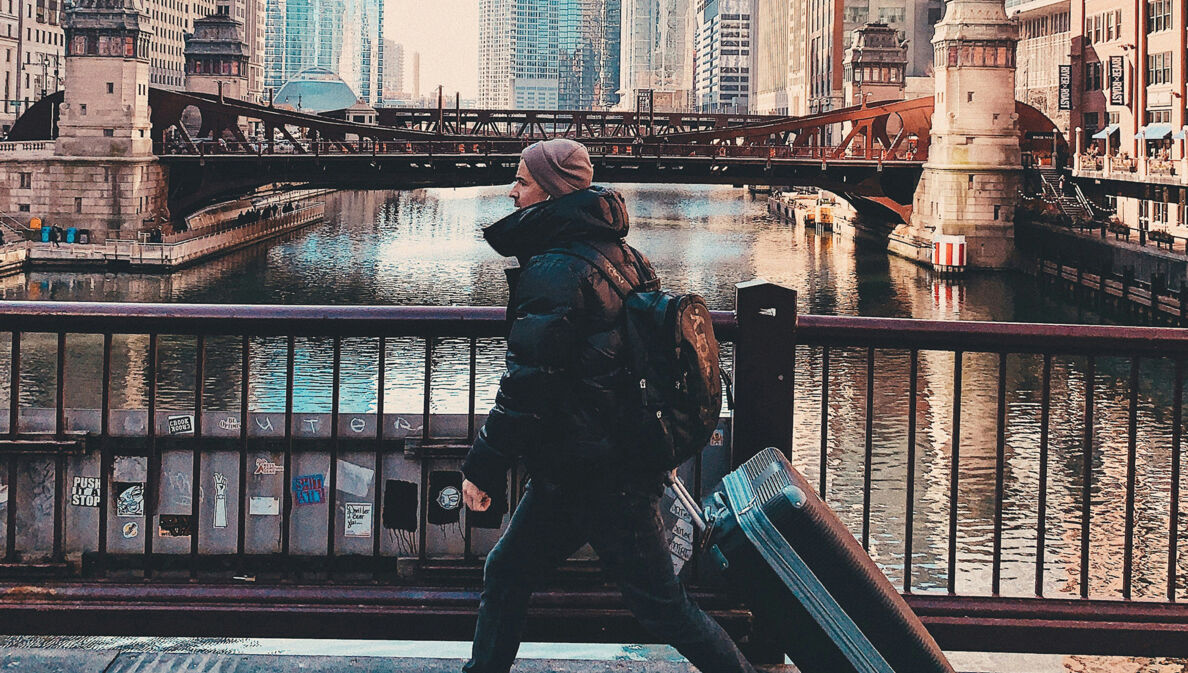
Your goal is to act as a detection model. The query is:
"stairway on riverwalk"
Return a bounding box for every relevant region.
[1035,167,1096,222]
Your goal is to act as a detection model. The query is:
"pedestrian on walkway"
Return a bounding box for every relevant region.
[460,138,756,673]
[49,225,60,248]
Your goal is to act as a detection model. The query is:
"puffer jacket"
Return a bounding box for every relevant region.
[461,186,660,501]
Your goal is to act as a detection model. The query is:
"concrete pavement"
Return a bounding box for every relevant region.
[0,636,1082,672]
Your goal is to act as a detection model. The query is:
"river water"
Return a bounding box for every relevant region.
[0,185,1183,669]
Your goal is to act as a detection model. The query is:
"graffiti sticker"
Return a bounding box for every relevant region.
[115,482,144,517]
[213,472,228,528]
[159,514,194,537]
[71,476,101,507]
[292,474,326,505]
[122,521,139,539]
[254,458,282,476]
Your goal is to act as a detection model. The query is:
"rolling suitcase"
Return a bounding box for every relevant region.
[671,447,954,673]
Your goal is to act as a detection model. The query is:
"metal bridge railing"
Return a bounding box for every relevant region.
[2,283,1188,654]
[153,139,916,162]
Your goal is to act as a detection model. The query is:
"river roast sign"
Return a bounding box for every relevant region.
[1058,65,1072,110]
[1109,56,1125,106]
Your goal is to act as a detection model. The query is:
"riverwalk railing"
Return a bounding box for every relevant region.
[2,284,1188,655]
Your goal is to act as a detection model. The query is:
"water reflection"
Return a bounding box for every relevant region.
[0,184,1182,607]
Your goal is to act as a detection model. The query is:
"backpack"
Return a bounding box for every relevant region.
[554,242,723,472]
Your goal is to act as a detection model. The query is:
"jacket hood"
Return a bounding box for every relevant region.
[483,186,629,259]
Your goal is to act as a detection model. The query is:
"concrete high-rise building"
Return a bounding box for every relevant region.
[146,0,218,90]
[411,50,420,99]
[2,0,67,136]
[786,0,807,115]
[754,0,788,114]
[382,39,404,102]
[478,0,620,110]
[693,0,753,113]
[263,0,382,105]
[619,0,694,112]
[476,1,508,107]
[1007,0,1072,139]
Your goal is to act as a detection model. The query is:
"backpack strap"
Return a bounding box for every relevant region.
[549,242,637,301]
[620,241,661,292]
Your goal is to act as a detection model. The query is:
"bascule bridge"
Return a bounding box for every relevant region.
[0,0,1058,269]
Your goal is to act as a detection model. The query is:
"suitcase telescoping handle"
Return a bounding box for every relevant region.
[668,474,707,532]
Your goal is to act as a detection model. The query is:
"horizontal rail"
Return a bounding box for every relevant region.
[797,314,1188,355]
[2,302,1187,355]
[0,582,1184,656]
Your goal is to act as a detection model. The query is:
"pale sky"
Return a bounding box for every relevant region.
[384,0,479,101]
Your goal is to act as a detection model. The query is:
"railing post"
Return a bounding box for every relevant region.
[1074,127,1082,171]
[731,280,797,470]
[730,285,796,666]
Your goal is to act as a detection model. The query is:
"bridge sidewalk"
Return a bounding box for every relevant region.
[0,640,1069,673]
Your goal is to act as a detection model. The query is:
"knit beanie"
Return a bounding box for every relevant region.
[521,139,593,198]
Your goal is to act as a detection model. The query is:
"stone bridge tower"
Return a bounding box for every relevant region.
[30,0,170,240]
[57,0,153,156]
[897,0,1022,269]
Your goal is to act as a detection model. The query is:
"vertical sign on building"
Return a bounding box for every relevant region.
[636,89,654,135]
[1058,65,1072,110]
[1109,56,1126,106]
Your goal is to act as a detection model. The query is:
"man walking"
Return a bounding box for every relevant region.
[460,138,756,673]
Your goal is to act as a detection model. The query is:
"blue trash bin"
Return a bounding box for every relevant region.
[65,227,77,243]
[40,227,50,243]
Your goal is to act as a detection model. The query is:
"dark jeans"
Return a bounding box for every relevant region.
[463,481,757,673]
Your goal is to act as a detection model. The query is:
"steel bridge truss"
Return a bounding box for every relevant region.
[9,90,1063,162]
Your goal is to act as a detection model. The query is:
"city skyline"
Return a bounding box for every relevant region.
[386,0,477,100]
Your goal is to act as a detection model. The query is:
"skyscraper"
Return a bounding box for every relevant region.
[478,0,620,110]
[263,0,285,91]
[412,51,420,99]
[754,0,788,114]
[264,0,383,104]
[693,0,753,113]
[382,39,405,101]
[619,0,694,111]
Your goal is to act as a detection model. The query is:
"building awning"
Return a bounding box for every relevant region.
[1173,128,1188,140]
[1091,124,1119,139]
[1136,124,1174,140]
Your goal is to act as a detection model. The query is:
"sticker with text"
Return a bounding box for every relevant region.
[167,414,194,435]
[71,476,101,507]
[344,503,372,538]
[254,458,282,476]
[292,474,326,505]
